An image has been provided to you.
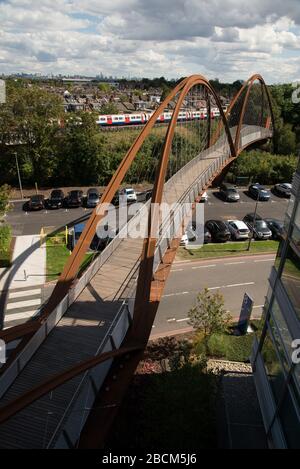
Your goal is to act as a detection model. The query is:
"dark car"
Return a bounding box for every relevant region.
[248,183,271,201]
[86,188,100,208]
[274,183,292,198]
[145,190,152,201]
[47,189,64,209]
[205,220,231,243]
[65,190,83,208]
[27,194,45,211]
[219,183,240,202]
[243,212,263,224]
[265,218,284,240]
[243,216,272,240]
[187,222,211,244]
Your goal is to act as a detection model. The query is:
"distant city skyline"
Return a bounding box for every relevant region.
[1,1,300,84]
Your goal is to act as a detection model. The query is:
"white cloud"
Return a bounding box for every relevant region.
[0,0,300,83]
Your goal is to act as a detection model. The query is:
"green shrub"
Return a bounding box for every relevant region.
[228,150,297,185]
[193,321,264,363]
[0,224,12,267]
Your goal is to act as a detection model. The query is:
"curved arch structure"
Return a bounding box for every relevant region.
[0,74,274,449]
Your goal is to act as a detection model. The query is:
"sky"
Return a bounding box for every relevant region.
[1,0,300,83]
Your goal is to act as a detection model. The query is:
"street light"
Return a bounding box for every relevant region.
[247,191,260,251]
[14,152,24,199]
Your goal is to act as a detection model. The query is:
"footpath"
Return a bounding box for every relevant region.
[0,234,46,329]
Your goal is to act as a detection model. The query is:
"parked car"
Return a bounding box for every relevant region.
[248,183,271,201]
[145,189,152,201]
[47,189,64,209]
[189,221,212,244]
[65,190,83,208]
[27,194,45,211]
[186,223,197,242]
[219,183,240,202]
[274,183,292,198]
[205,220,231,243]
[265,218,284,240]
[86,188,100,208]
[243,216,272,240]
[180,232,189,246]
[71,222,115,251]
[243,213,263,224]
[119,187,137,204]
[227,220,250,240]
[200,191,208,203]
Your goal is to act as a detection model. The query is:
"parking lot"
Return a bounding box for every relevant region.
[203,187,289,222]
[6,187,289,237]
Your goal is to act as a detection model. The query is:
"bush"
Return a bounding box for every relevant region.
[193,321,264,363]
[0,224,12,267]
[228,150,297,185]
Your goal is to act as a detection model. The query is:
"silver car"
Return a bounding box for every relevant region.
[86,188,100,208]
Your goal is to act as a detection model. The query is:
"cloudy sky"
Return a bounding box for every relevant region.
[1,0,300,83]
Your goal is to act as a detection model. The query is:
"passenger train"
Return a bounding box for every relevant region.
[96,107,224,127]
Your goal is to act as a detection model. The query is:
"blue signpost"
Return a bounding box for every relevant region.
[237,293,254,335]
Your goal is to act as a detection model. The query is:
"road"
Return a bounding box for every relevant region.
[6,188,289,236]
[152,253,274,337]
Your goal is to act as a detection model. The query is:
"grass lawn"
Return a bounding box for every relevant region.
[178,240,279,260]
[46,233,70,281]
[46,233,96,281]
[194,320,264,362]
[0,224,12,268]
[108,364,218,450]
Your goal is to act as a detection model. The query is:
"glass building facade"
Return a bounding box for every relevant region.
[252,158,300,449]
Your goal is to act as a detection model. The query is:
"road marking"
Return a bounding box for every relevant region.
[253,305,264,309]
[226,282,255,288]
[163,291,189,298]
[192,264,216,269]
[6,298,41,310]
[167,318,176,323]
[5,310,40,321]
[9,288,42,299]
[254,258,274,263]
[208,282,255,291]
[224,261,246,266]
[176,317,189,323]
[170,269,184,272]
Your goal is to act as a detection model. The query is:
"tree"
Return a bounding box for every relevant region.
[99,102,119,115]
[277,124,297,155]
[0,185,10,217]
[0,81,63,185]
[56,112,112,186]
[98,83,112,93]
[188,288,231,343]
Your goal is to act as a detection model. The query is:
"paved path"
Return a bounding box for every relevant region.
[0,235,46,329]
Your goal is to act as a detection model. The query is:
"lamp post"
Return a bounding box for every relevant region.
[247,191,259,251]
[14,152,24,199]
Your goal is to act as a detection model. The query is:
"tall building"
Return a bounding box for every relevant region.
[252,157,300,449]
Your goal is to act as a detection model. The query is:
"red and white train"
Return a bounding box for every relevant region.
[96,107,224,127]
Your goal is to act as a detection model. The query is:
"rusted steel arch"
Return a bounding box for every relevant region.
[132,75,236,340]
[35,74,235,322]
[0,74,236,355]
[234,74,275,152]
[0,76,237,427]
[0,76,275,447]
[0,343,142,426]
[211,74,275,151]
